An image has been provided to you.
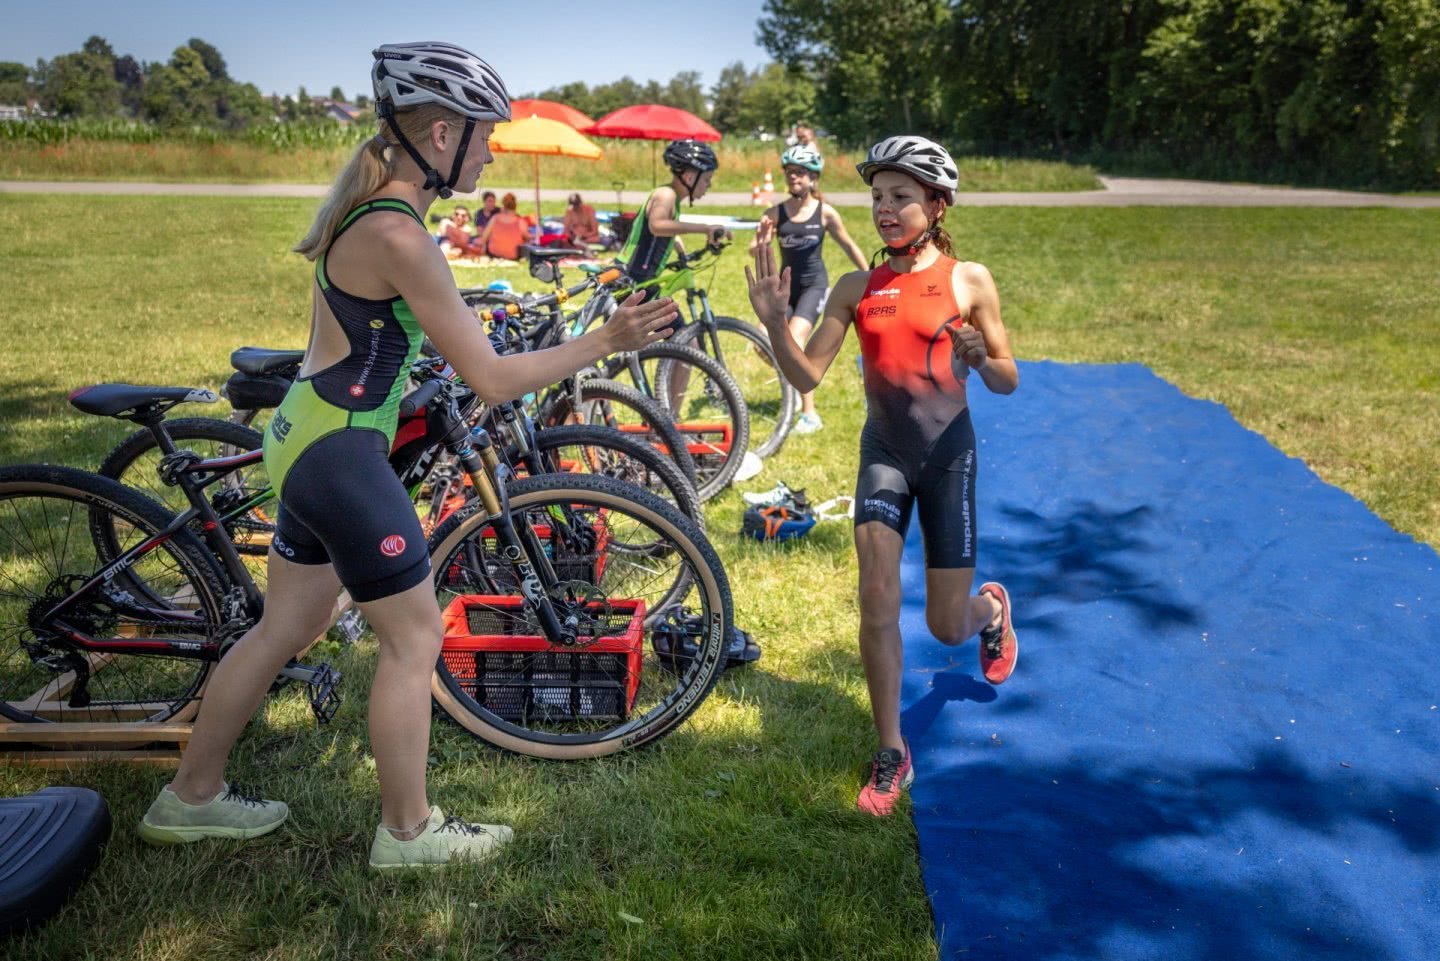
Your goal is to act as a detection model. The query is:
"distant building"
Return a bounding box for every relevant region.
[310,98,366,124]
[0,98,43,121]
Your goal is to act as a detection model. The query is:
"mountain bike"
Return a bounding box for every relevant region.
[603,241,799,460]
[483,249,749,500]
[0,384,341,726]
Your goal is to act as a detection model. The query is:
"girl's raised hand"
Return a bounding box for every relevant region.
[745,237,791,329]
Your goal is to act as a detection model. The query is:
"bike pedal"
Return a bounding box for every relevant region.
[305,663,343,725]
[335,608,366,645]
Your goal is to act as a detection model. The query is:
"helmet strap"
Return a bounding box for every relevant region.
[377,99,474,200]
[678,168,701,206]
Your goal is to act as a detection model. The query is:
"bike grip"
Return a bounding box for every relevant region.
[399,378,444,418]
[597,268,622,284]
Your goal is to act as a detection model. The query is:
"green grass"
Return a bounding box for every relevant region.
[1,195,1438,959]
[0,136,1101,193]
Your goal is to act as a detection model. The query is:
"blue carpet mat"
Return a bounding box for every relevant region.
[898,361,1440,961]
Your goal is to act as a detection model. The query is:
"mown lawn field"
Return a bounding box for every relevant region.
[1,194,1437,960]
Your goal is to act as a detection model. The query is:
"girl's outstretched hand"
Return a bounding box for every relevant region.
[746,238,791,330]
[606,291,678,351]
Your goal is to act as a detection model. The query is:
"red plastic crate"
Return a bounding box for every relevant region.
[439,593,647,722]
[618,421,733,471]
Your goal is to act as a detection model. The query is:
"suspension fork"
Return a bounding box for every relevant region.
[449,424,577,646]
[691,288,725,363]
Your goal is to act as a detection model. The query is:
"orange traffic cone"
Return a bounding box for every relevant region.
[762,170,774,204]
[751,181,763,206]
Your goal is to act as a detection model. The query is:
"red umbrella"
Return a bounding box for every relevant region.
[585,104,721,141]
[508,98,596,130]
[586,105,721,187]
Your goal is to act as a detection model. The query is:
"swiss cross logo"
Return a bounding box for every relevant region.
[379,535,407,557]
[349,385,365,398]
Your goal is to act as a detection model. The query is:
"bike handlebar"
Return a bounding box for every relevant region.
[399,378,446,418]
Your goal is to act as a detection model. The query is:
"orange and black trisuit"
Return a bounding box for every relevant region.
[852,254,978,568]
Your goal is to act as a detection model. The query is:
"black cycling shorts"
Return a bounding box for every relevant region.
[788,281,828,323]
[270,429,431,603]
[853,409,978,569]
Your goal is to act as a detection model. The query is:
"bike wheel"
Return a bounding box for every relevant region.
[508,423,703,528]
[543,378,700,489]
[97,417,273,586]
[641,341,750,500]
[0,465,228,723]
[427,473,732,759]
[673,316,798,459]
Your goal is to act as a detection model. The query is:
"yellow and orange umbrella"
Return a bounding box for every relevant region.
[488,115,602,245]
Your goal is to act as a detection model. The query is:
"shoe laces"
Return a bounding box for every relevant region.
[869,749,906,793]
[436,815,492,838]
[221,784,266,808]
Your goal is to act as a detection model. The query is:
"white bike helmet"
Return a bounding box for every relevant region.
[371,42,512,198]
[856,135,958,204]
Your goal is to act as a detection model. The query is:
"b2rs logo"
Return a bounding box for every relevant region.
[270,411,293,442]
[865,304,897,318]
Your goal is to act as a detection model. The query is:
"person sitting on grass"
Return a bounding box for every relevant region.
[563,192,601,247]
[474,190,499,230]
[618,139,730,300]
[478,192,530,260]
[438,203,487,259]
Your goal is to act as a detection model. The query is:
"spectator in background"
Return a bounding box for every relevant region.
[563,193,601,247]
[479,192,531,260]
[441,204,474,245]
[474,190,499,230]
[793,120,817,149]
[438,204,489,260]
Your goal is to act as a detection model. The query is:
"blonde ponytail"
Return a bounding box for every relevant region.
[294,103,465,260]
[294,135,394,260]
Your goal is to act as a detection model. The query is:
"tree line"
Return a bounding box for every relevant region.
[0,36,366,129]
[756,0,1440,187]
[8,8,1438,187]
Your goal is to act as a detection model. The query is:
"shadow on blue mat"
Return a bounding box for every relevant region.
[897,362,1440,961]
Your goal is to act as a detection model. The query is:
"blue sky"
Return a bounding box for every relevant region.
[1,0,772,99]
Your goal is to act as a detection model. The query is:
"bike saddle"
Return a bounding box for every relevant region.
[230,346,305,375]
[524,246,585,262]
[68,384,218,419]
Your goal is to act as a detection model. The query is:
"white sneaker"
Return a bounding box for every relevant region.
[743,481,798,506]
[734,450,765,483]
[368,806,513,870]
[793,412,823,434]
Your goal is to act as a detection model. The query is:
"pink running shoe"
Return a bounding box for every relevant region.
[978,582,1018,684]
[857,741,914,817]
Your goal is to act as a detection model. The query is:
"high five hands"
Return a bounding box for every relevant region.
[606,291,679,351]
[745,236,791,330]
[945,318,990,369]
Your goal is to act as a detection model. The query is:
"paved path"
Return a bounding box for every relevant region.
[3,175,1438,208]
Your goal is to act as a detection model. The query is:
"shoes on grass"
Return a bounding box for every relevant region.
[368,806,513,870]
[138,783,288,844]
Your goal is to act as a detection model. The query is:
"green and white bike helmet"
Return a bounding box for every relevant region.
[780,144,824,173]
